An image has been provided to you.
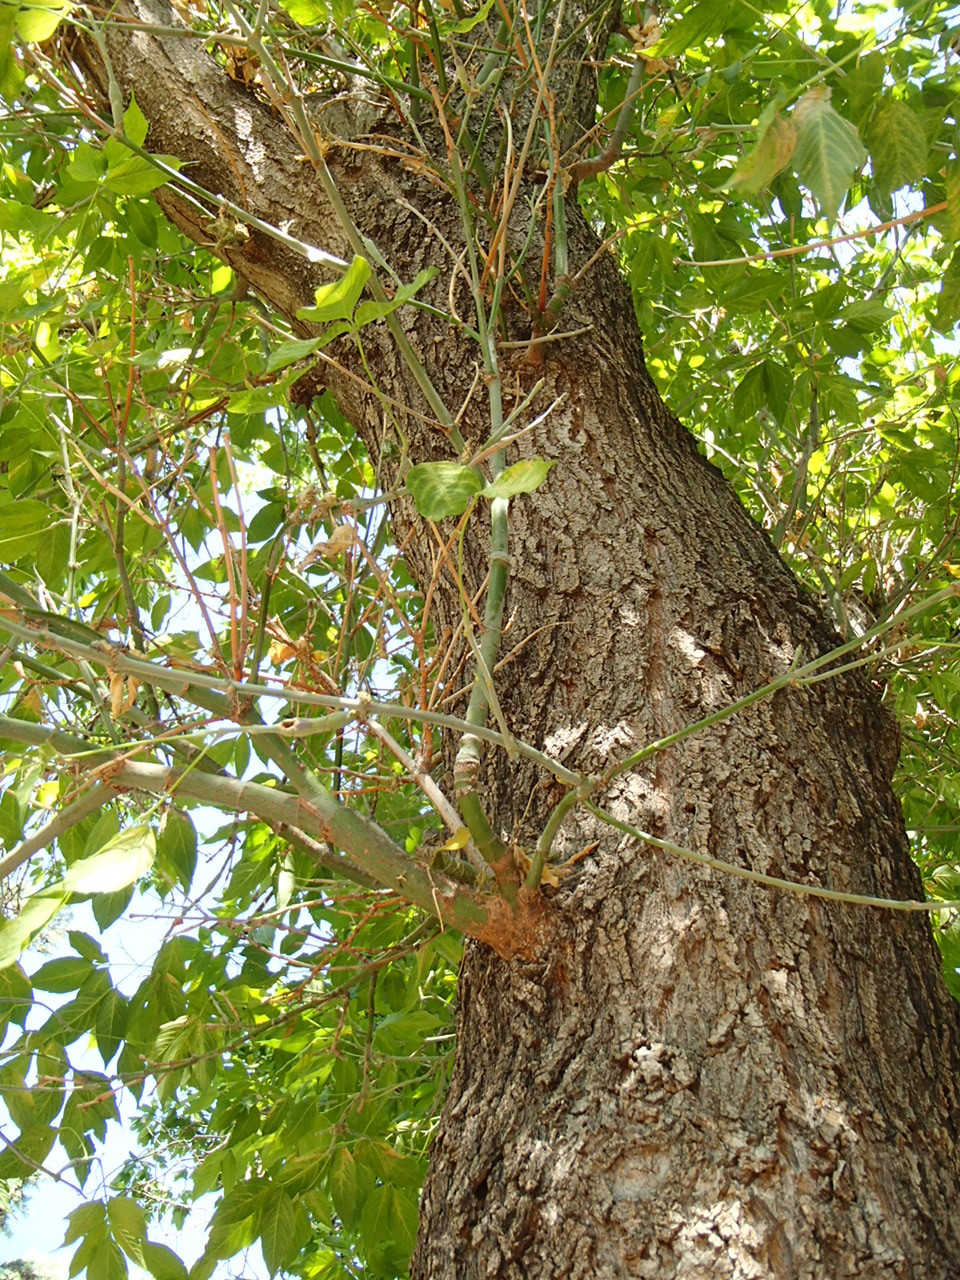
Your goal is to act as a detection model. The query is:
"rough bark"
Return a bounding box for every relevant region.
[63,5,960,1275]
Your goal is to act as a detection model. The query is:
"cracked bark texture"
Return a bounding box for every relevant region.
[64,3,960,1274]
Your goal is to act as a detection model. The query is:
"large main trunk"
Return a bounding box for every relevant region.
[67,7,960,1275]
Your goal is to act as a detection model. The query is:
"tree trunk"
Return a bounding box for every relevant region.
[66,6,960,1275]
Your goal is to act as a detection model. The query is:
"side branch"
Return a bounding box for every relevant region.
[0,716,545,955]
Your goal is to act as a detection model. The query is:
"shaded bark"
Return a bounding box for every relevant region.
[63,5,960,1275]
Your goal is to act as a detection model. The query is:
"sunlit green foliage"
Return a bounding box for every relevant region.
[0,0,958,1276]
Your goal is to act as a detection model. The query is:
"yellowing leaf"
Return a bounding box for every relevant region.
[36,780,59,809]
[481,458,556,500]
[109,671,125,717]
[121,678,140,715]
[301,524,356,565]
[110,672,140,718]
[19,685,43,717]
[269,639,298,665]
[439,827,472,852]
[724,114,797,195]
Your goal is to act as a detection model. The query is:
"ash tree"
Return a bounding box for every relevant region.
[1,0,960,1276]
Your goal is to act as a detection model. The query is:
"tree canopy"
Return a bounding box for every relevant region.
[0,0,959,1276]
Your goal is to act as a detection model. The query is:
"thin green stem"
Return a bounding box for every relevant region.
[224,2,464,452]
[604,584,960,784]
[0,600,584,786]
[525,784,591,888]
[585,802,957,915]
[544,180,572,321]
[530,585,960,869]
[51,413,120,745]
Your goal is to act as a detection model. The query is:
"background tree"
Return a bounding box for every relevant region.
[0,1259,64,1280]
[1,0,960,1276]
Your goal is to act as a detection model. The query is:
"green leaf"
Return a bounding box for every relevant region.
[70,1232,108,1280]
[0,963,32,1028]
[187,1253,216,1280]
[247,503,286,542]
[721,269,784,315]
[276,0,329,22]
[66,142,106,184]
[141,1243,188,1280]
[108,1195,148,1264]
[259,1186,296,1277]
[0,500,61,562]
[61,1072,119,1157]
[792,88,866,224]
[96,986,129,1064]
[0,1123,56,1179]
[15,0,72,41]
[226,376,297,415]
[63,824,156,896]
[733,363,766,420]
[840,298,891,331]
[208,1177,271,1247]
[865,99,927,196]
[0,197,58,242]
[38,521,72,588]
[64,1200,108,1247]
[297,256,371,323]
[42,973,112,1046]
[68,930,108,963]
[841,49,885,126]
[265,335,326,373]
[933,251,960,334]
[92,885,135,932]
[446,0,495,28]
[353,267,439,328]
[125,195,158,248]
[374,1008,440,1052]
[356,1141,424,1189]
[941,158,960,244]
[103,155,181,196]
[0,889,67,970]
[0,7,24,101]
[404,462,482,520]
[653,0,749,56]
[88,1238,128,1280]
[328,1146,358,1228]
[157,811,197,892]
[32,955,96,993]
[0,788,21,848]
[82,810,121,862]
[358,1184,417,1267]
[275,1153,326,1195]
[123,94,150,148]
[481,458,555,500]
